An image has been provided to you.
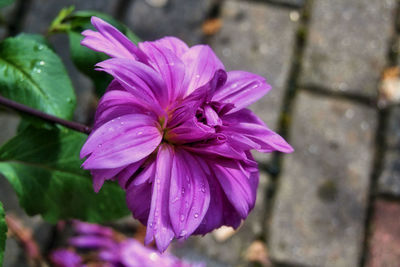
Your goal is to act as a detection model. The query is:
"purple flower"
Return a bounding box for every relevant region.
[49,249,84,267]
[80,17,293,252]
[50,221,204,267]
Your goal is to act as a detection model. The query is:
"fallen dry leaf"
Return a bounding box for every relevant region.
[202,18,223,36]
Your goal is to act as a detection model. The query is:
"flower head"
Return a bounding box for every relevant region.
[49,221,204,267]
[80,17,293,252]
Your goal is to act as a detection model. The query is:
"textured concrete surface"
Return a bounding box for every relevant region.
[125,0,213,45]
[269,91,376,266]
[301,0,396,97]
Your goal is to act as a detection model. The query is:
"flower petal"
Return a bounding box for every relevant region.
[213,71,271,113]
[169,149,210,239]
[222,109,294,153]
[81,114,162,169]
[81,16,147,61]
[181,45,224,95]
[139,41,187,102]
[90,166,125,192]
[212,160,258,218]
[145,144,175,252]
[96,58,168,112]
[116,159,146,189]
[126,182,152,225]
[94,86,154,130]
[153,37,189,58]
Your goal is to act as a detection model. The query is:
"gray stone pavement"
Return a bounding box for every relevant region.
[1,0,400,266]
[300,0,396,97]
[269,92,376,266]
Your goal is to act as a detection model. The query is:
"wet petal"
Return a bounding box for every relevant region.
[212,160,257,218]
[181,45,224,95]
[153,36,189,58]
[126,182,152,225]
[169,149,210,239]
[222,109,294,153]
[213,71,271,113]
[139,41,187,102]
[145,144,175,252]
[81,114,162,169]
[90,166,125,192]
[81,16,147,61]
[96,58,168,111]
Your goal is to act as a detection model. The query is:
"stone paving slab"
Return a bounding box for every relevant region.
[125,0,213,46]
[267,0,305,7]
[366,199,400,267]
[269,91,376,266]
[300,0,396,97]
[210,0,297,164]
[379,106,400,197]
[172,171,271,266]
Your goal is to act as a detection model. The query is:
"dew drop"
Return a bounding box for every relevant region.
[137,131,143,135]
[179,230,187,237]
[195,74,200,79]
[156,179,161,184]
[39,61,45,66]
[120,122,125,125]
[201,187,206,193]
[180,214,185,222]
[181,187,185,195]
[97,144,102,148]
[194,213,199,218]
[172,197,179,203]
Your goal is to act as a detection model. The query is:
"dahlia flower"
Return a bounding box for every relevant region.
[80,17,293,252]
[49,221,204,267]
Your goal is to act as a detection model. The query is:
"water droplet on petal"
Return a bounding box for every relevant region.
[180,214,185,222]
[179,230,187,237]
[195,74,200,79]
[194,213,199,218]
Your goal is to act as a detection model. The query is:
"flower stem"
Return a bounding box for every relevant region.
[0,95,91,134]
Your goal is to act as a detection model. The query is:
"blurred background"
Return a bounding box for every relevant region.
[0,0,399,266]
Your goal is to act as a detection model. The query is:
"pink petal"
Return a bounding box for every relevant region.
[181,45,224,95]
[169,149,210,239]
[212,160,258,218]
[81,16,147,61]
[222,109,294,153]
[145,144,175,252]
[81,114,162,169]
[90,166,126,192]
[116,159,146,189]
[94,88,154,130]
[126,182,152,225]
[96,58,168,112]
[213,71,271,113]
[139,41,187,102]
[152,37,189,58]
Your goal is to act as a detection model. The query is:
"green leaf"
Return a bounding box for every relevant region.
[0,35,76,120]
[0,126,130,223]
[0,0,13,9]
[0,202,6,267]
[50,9,141,96]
